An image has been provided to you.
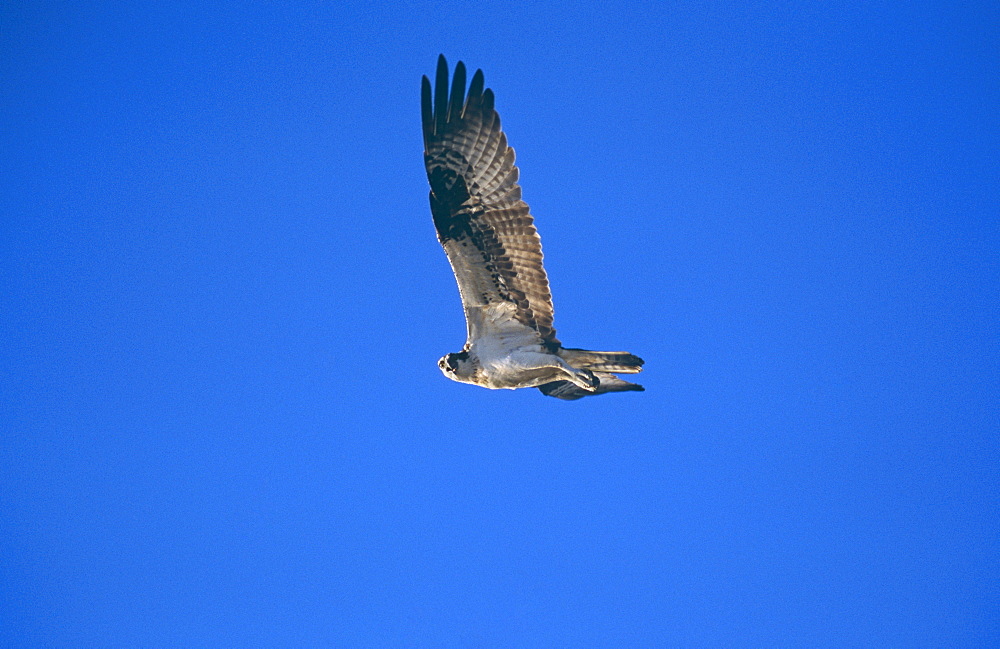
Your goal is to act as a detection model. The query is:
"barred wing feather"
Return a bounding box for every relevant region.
[421,55,558,345]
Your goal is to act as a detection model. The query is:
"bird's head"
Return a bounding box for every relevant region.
[438,350,472,382]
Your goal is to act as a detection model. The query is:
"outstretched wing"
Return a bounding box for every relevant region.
[422,55,558,345]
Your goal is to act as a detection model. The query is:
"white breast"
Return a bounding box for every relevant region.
[464,303,555,389]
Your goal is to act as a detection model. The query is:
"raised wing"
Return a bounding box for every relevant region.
[421,55,558,345]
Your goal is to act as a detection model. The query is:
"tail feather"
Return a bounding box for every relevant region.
[539,347,645,400]
[558,347,644,374]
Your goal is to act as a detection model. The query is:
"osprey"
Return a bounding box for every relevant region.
[421,55,644,400]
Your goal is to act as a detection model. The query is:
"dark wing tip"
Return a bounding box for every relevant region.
[448,60,466,123]
[426,56,485,146]
[420,75,433,148]
[481,87,495,119]
[466,69,485,108]
[434,55,450,136]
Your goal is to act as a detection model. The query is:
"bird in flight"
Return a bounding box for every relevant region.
[421,55,644,400]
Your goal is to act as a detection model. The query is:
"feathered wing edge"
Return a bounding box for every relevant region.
[422,55,559,345]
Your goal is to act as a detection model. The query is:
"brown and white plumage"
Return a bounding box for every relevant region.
[422,55,644,400]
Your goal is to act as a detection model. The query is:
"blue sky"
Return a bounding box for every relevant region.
[3,1,997,646]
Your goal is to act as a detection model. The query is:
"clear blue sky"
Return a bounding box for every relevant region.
[3,2,997,646]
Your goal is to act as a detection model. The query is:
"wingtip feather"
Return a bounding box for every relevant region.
[420,75,433,148]
[465,69,485,115]
[434,55,449,136]
[482,87,495,116]
[449,61,466,123]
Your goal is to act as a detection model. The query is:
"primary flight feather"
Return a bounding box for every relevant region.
[421,55,644,400]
